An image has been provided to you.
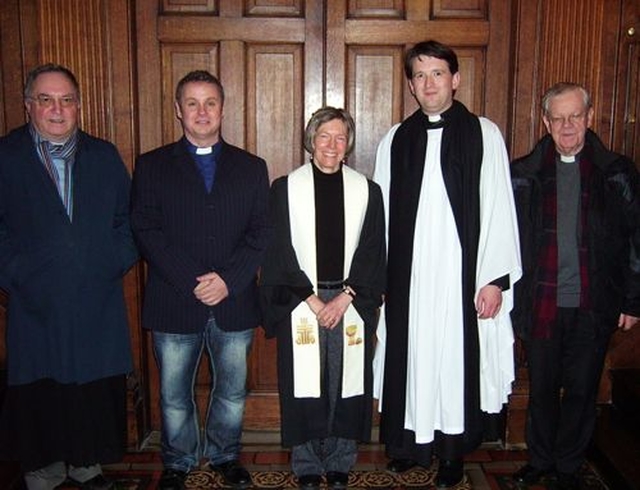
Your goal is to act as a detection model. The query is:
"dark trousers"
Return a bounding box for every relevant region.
[387,431,464,467]
[525,308,611,474]
[290,286,358,476]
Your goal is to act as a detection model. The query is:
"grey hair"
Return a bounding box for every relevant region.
[541,82,592,116]
[303,107,356,157]
[24,63,80,99]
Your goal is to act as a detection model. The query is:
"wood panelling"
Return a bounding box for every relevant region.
[432,0,486,19]
[39,1,109,138]
[612,0,639,163]
[158,17,306,43]
[621,41,639,160]
[246,0,304,17]
[162,0,216,14]
[347,47,404,177]
[511,0,618,157]
[538,0,606,137]
[246,44,304,181]
[160,44,220,143]
[347,0,404,19]
[608,0,640,372]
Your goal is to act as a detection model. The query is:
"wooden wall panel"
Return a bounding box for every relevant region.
[622,41,639,160]
[347,0,404,19]
[162,0,216,14]
[511,0,616,157]
[538,0,606,136]
[160,45,220,143]
[607,0,640,371]
[39,0,109,139]
[347,47,404,177]
[432,0,486,19]
[246,0,303,17]
[246,44,304,181]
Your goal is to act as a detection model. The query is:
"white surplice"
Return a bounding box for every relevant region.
[372,117,522,444]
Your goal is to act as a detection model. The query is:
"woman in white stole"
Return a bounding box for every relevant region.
[260,108,386,489]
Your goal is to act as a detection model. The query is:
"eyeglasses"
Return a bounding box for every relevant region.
[27,94,78,108]
[547,112,587,127]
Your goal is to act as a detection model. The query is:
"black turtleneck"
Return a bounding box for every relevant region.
[313,163,345,282]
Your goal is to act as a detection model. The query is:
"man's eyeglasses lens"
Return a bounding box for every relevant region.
[29,94,78,108]
[549,113,586,126]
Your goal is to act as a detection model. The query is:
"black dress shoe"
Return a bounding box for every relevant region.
[386,458,417,473]
[158,469,188,490]
[512,464,553,485]
[556,472,580,490]
[326,471,349,488]
[210,460,252,488]
[297,474,322,488]
[70,474,115,490]
[435,458,464,488]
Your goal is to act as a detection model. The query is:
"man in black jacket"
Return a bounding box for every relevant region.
[131,71,270,490]
[511,82,640,490]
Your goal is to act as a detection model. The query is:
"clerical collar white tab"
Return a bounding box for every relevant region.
[428,115,442,122]
[560,154,576,163]
[196,146,213,155]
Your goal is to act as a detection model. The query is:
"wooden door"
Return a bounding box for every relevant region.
[608,0,640,373]
[135,0,512,432]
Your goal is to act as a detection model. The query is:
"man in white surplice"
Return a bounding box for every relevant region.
[372,40,522,488]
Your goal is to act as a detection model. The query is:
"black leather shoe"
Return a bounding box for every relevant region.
[158,469,188,490]
[512,464,553,485]
[211,460,252,488]
[297,474,322,488]
[70,474,115,490]
[435,458,464,488]
[556,472,580,490]
[326,471,349,488]
[386,458,417,473]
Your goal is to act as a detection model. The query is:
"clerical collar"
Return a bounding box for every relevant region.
[184,138,221,157]
[559,153,578,163]
[425,113,445,130]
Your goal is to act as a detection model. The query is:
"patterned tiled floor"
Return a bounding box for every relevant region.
[96,432,611,489]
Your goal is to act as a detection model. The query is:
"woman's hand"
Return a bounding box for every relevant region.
[317,292,352,329]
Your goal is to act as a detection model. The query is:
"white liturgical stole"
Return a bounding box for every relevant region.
[288,163,368,398]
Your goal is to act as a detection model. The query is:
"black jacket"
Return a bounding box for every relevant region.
[131,137,270,333]
[511,131,640,339]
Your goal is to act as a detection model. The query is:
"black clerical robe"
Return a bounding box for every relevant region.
[260,166,386,447]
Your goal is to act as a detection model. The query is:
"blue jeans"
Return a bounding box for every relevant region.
[153,316,254,471]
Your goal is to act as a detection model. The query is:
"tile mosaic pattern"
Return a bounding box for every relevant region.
[81,438,610,490]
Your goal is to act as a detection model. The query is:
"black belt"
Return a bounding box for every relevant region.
[317,280,344,290]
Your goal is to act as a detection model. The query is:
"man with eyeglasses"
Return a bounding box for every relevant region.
[511,82,640,490]
[0,64,138,490]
